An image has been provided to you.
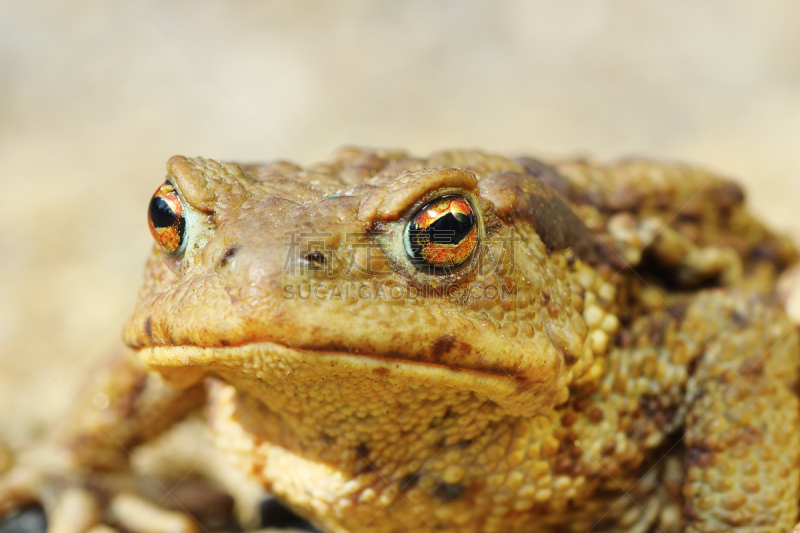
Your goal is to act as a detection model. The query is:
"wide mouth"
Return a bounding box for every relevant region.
[137,341,526,403]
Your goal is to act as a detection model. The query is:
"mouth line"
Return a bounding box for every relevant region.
[135,340,525,397]
[131,339,525,379]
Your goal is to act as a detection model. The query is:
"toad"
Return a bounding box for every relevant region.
[2,148,800,532]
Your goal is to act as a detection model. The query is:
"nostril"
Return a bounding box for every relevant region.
[303,251,328,270]
[218,246,238,268]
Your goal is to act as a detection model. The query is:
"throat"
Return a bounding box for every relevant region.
[206,371,509,478]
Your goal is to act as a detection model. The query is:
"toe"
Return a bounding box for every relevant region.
[108,493,199,533]
[47,488,101,533]
[0,468,40,517]
[778,264,800,324]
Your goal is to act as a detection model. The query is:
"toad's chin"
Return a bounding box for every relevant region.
[137,342,567,417]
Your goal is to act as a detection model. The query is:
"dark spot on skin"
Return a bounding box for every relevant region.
[432,335,456,359]
[677,196,705,221]
[737,425,764,446]
[541,290,551,302]
[583,190,604,210]
[686,447,716,468]
[563,353,579,366]
[356,444,369,459]
[560,410,577,427]
[653,408,677,429]
[687,355,703,377]
[357,462,377,475]
[144,316,152,339]
[625,419,652,440]
[220,339,230,347]
[616,329,633,349]
[433,482,464,503]
[749,243,780,264]
[639,396,678,428]
[596,263,615,281]
[320,434,334,445]
[648,190,671,210]
[553,456,573,475]
[564,430,579,446]
[668,301,689,322]
[617,310,634,326]
[399,472,420,492]
[601,440,616,456]
[572,398,590,412]
[313,342,356,354]
[372,367,390,377]
[588,407,604,424]
[639,395,660,419]
[606,187,640,212]
[731,310,749,328]
[692,389,708,404]
[713,181,745,210]
[738,357,764,377]
[456,439,472,449]
[218,245,237,268]
[649,320,665,346]
[504,279,517,295]
[566,253,577,267]
[683,502,702,522]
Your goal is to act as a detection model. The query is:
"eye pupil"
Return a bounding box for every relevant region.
[149,195,180,229]
[404,195,478,269]
[147,181,186,254]
[428,211,474,244]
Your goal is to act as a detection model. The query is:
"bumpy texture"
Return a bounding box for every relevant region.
[2,147,800,532]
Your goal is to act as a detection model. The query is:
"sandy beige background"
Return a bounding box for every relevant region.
[1,1,798,447]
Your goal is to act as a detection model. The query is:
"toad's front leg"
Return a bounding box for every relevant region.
[0,348,206,532]
[681,290,800,532]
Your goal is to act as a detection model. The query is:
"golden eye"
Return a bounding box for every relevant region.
[147,181,186,254]
[404,195,478,269]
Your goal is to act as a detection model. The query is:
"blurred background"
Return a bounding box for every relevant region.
[1,1,798,443]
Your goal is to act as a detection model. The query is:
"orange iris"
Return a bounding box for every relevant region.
[405,195,477,268]
[147,181,186,254]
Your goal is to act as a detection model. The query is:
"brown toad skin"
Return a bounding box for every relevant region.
[4,148,800,532]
